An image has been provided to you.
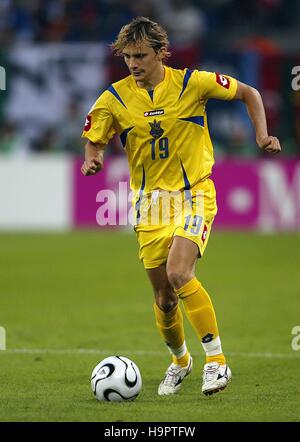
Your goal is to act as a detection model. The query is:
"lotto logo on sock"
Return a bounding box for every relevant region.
[202,333,214,343]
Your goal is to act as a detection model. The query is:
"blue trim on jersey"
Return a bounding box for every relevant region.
[107,85,127,108]
[120,127,134,148]
[179,69,194,99]
[148,90,154,101]
[179,116,204,127]
[180,160,193,208]
[135,165,146,224]
[180,160,191,190]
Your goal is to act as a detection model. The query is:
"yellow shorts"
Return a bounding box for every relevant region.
[134,179,217,269]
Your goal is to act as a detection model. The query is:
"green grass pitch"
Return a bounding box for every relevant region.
[0,230,299,422]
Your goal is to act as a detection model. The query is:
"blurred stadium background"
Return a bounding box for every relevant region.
[0,0,300,422]
[0,0,300,230]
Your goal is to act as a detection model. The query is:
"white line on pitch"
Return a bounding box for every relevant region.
[0,349,299,359]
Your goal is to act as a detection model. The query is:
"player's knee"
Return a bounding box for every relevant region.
[167,267,193,290]
[156,299,178,313]
[155,291,178,313]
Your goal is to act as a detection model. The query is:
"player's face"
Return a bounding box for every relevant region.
[122,43,163,83]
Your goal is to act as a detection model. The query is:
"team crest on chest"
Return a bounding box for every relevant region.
[149,119,164,139]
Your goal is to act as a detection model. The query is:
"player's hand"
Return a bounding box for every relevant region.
[81,159,102,176]
[257,136,281,154]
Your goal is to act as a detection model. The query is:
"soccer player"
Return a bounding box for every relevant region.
[81,17,281,396]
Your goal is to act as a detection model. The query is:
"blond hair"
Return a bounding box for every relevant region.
[111,17,171,60]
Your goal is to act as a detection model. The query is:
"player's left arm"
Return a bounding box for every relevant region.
[234,81,281,154]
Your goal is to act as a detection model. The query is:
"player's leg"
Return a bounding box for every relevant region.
[167,235,231,395]
[136,224,191,367]
[167,236,224,361]
[147,264,189,366]
[146,264,193,395]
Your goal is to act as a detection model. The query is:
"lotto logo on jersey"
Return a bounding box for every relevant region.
[84,115,92,131]
[144,110,164,117]
[216,73,230,89]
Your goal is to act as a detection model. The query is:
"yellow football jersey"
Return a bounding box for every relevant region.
[82,66,237,196]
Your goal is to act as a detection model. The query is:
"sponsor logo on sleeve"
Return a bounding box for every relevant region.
[84,115,92,131]
[215,73,230,89]
[202,224,208,242]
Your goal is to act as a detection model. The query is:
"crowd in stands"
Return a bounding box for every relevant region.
[1,0,299,45]
[0,0,299,157]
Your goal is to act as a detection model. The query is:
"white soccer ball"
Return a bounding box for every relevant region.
[91,356,142,402]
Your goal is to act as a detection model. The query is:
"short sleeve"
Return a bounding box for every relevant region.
[195,70,238,101]
[81,91,116,144]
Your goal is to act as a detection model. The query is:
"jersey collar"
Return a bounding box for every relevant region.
[130,66,170,92]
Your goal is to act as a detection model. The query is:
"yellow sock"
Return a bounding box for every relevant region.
[206,354,226,365]
[175,277,226,365]
[173,351,190,367]
[153,303,190,367]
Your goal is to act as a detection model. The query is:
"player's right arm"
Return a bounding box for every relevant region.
[81,140,106,176]
[80,90,116,176]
